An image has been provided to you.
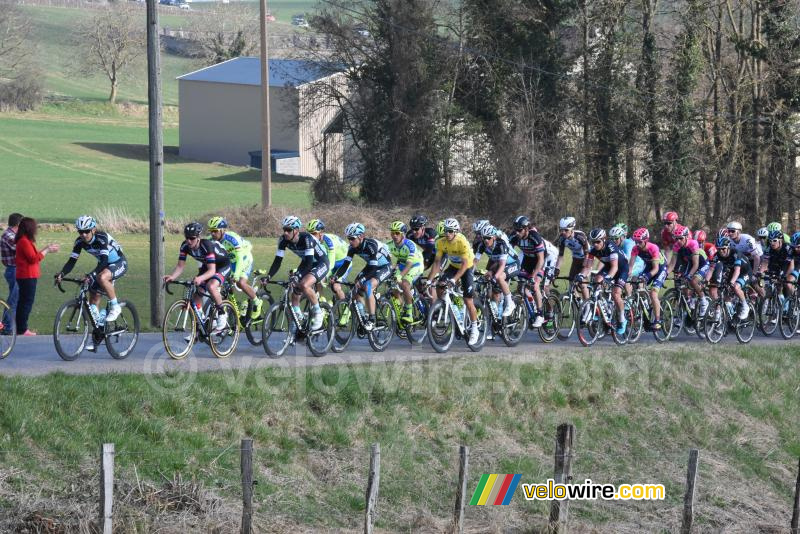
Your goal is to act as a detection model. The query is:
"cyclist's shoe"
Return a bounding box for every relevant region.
[737,303,750,320]
[616,318,627,336]
[531,314,544,328]
[212,313,228,333]
[252,298,263,319]
[106,304,122,323]
[310,310,324,331]
[652,319,662,330]
[502,299,516,318]
[468,326,480,345]
[698,297,709,317]
[85,341,97,352]
[183,335,193,343]
[363,320,375,332]
[337,306,351,327]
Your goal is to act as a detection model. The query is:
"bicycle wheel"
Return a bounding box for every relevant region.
[404,297,429,345]
[162,299,197,360]
[500,295,527,347]
[779,297,800,339]
[331,300,355,353]
[105,301,140,359]
[538,294,561,343]
[576,300,600,347]
[368,297,395,352]
[427,299,455,353]
[557,295,577,340]
[262,302,294,357]
[209,301,239,358]
[628,300,644,344]
[610,302,631,346]
[734,299,756,344]
[653,299,672,343]
[757,294,780,336]
[704,300,726,344]
[53,300,89,361]
[306,301,334,356]
[662,291,682,338]
[694,297,707,339]
[0,300,15,359]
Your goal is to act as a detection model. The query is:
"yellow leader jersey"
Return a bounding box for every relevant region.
[435,233,474,269]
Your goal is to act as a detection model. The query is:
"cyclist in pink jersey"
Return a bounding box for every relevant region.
[631,227,667,329]
[673,226,711,316]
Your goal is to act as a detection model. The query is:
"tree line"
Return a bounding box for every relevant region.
[303,0,800,230]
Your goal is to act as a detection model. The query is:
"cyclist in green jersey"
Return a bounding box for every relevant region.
[386,221,425,323]
[207,217,263,318]
[308,219,352,326]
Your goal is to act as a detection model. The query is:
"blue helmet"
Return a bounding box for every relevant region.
[792,232,800,246]
[345,222,365,238]
[716,236,732,248]
[768,230,783,241]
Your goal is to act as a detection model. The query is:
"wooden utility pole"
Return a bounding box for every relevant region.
[146,0,165,327]
[549,423,575,533]
[240,438,254,534]
[681,449,699,534]
[259,0,272,207]
[99,443,115,534]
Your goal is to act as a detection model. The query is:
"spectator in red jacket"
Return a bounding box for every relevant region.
[15,217,59,336]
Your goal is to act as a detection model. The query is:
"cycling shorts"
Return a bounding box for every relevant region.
[199,264,231,288]
[230,254,254,281]
[91,259,128,292]
[686,263,710,280]
[599,263,629,289]
[394,263,424,285]
[302,260,330,283]
[444,265,475,299]
[643,264,668,289]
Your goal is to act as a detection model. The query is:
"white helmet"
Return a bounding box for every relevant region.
[344,222,366,238]
[443,218,460,232]
[75,215,97,231]
[756,227,768,238]
[472,219,490,234]
[480,224,497,238]
[281,215,301,230]
[726,221,742,232]
[609,226,626,240]
[559,216,576,230]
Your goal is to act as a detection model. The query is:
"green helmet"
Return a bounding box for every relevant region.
[614,222,628,236]
[390,221,408,233]
[767,222,782,233]
[207,216,228,231]
[307,218,325,232]
[436,220,446,237]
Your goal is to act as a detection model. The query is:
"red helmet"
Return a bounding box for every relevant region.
[662,211,679,223]
[704,242,717,259]
[717,227,729,238]
[672,224,690,238]
[694,230,706,243]
[632,227,650,241]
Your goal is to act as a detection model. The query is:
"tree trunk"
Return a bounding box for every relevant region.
[109,81,118,104]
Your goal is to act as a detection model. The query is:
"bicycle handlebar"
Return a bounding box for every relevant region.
[163,280,195,296]
[54,276,88,293]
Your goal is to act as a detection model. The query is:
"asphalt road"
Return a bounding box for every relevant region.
[1,327,797,377]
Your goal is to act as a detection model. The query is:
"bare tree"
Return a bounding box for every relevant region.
[189,4,260,65]
[75,5,144,104]
[0,1,31,80]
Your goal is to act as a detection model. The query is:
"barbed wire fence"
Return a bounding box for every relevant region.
[1,423,798,533]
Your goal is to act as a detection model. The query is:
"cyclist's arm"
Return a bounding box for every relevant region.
[165,259,186,281]
[332,253,353,279]
[267,239,286,278]
[59,241,83,275]
[729,264,741,285]
[686,253,699,277]
[606,257,618,279]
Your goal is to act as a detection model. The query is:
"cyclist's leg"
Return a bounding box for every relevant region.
[234,257,257,300]
[461,268,477,321]
[648,265,667,321]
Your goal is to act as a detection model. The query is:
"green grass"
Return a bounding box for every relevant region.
[0,114,311,223]
[0,345,798,530]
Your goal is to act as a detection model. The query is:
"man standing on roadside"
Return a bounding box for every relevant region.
[1,213,23,332]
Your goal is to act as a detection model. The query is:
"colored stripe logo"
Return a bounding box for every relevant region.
[469,474,521,505]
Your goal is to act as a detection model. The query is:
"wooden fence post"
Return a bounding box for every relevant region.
[681,449,699,534]
[99,443,114,534]
[452,445,469,534]
[548,423,575,533]
[791,457,800,534]
[364,443,381,534]
[240,438,254,534]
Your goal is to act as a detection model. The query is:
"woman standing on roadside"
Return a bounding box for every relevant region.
[15,218,59,336]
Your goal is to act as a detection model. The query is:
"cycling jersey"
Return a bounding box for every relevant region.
[716,250,752,276]
[730,233,762,258]
[476,236,519,268]
[405,227,438,268]
[435,233,475,269]
[509,230,545,258]
[216,230,252,280]
[556,230,589,260]
[60,232,125,276]
[334,238,391,282]
[617,238,645,277]
[674,239,707,270]
[267,232,328,278]
[630,242,665,271]
[387,238,424,269]
[762,243,794,273]
[320,233,349,266]
[589,241,629,286]
[179,239,230,269]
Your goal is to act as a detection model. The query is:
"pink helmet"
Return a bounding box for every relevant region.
[672,224,690,238]
[632,228,650,241]
[662,211,679,223]
[694,230,706,243]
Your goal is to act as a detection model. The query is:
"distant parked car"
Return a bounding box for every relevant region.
[179,2,190,10]
[292,14,309,27]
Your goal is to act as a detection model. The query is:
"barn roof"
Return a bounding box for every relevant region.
[177,57,337,87]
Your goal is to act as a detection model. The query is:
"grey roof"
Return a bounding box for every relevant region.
[177,57,337,87]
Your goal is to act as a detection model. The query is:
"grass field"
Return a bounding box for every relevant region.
[0,345,797,531]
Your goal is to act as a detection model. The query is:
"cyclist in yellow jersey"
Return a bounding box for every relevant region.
[207,217,263,318]
[426,218,479,345]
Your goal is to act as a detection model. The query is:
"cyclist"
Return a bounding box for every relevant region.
[759,229,796,302]
[756,227,769,252]
[694,229,707,247]
[508,215,547,326]
[386,221,424,324]
[476,224,519,319]
[630,228,667,329]
[427,218,480,345]
[766,221,790,244]
[405,214,438,270]
[471,219,490,253]
[163,222,230,333]
[264,216,329,331]
[56,215,126,325]
[672,225,711,317]
[207,217,262,319]
[580,228,629,335]
[307,218,350,304]
[554,216,590,300]
[661,211,680,263]
[610,223,645,282]
[726,221,763,272]
[710,235,752,320]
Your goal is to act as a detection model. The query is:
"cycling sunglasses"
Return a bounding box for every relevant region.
[445,229,456,234]
[78,229,92,235]
[282,226,295,232]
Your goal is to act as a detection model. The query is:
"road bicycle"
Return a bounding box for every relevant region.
[577,281,633,347]
[662,276,704,339]
[474,275,526,347]
[162,280,239,359]
[754,273,782,337]
[703,284,756,344]
[627,277,673,343]
[382,274,429,345]
[228,269,274,346]
[552,277,586,341]
[53,277,140,361]
[779,279,800,339]
[515,275,561,343]
[331,280,395,352]
[261,279,335,357]
[0,299,16,359]
[426,275,487,353]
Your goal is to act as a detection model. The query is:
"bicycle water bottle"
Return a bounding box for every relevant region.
[725,301,735,317]
[453,294,463,308]
[454,305,464,324]
[98,309,107,326]
[194,302,206,323]
[89,304,101,324]
[356,301,367,319]
[489,300,499,319]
